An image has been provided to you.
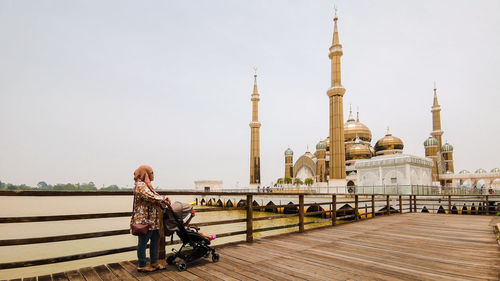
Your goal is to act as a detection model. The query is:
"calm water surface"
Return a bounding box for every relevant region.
[0,195,332,279]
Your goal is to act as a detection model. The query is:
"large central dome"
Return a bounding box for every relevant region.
[344,109,372,142]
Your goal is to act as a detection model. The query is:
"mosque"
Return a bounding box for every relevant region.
[265,11,500,191]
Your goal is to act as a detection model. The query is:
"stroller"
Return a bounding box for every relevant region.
[163,202,219,271]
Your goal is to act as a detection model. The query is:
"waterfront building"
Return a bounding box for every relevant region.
[279,10,498,191]
[194,180,223,192]
[283,11,408,187]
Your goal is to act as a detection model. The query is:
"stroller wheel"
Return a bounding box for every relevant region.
[212,253,220,263]
[177,260,187,271]
[166,255,175,265]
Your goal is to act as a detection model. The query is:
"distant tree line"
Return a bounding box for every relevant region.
[0,180,131,191]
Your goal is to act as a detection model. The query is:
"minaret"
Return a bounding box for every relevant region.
[284,148,294,179]
[424,136,439,182]
[249,70,261,187]
[431,83,444,149]
[326,7,346,182]
[315,141,327,182]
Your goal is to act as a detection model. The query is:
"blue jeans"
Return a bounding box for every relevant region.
[137,230,159,267]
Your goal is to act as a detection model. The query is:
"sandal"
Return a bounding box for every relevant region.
[209,235,216,241]
[151,262,166,270]
[137,265,156,272]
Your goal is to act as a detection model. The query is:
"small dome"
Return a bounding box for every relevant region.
[316,141,327,150]
[441,142,453,152]
[424,137,438,147]
[304,151,314,159]
[344,108,372,142]
[490,168,500,173]
[475,168,487,174]
[346,143,372,160]
[459,170,470,174]
[284,148,293,156]
[374,129,404,154]
[324,137,330,148]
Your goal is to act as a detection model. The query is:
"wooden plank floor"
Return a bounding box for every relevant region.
[11,213,500,281]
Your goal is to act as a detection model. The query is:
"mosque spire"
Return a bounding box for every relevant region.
[356,107,360,122]
[347,104,354,121]
[430,82,443,149]
[433,81,439,107]
[333,5,340,45]
[252,67,259,98]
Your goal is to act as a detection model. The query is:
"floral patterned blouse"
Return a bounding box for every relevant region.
[130,181,163,230]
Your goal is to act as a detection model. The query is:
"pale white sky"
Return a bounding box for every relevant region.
[0,0,499,189]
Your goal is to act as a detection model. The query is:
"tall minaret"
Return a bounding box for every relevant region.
[326,7,346,181]
[249,69,261,187]
[431,83,444,149]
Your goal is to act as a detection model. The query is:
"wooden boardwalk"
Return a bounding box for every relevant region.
[9,213,500,281]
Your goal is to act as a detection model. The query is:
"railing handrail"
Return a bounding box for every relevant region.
[1,190,498,196]
[0,192,498,270]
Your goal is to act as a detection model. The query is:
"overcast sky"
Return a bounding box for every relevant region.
[1,0,499,189]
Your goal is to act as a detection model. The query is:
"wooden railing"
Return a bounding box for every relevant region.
[0,190,498,270]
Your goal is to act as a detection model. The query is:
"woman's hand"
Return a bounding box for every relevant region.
[161,196,171,206]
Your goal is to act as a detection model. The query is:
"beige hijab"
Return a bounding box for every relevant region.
[133,165,160,195]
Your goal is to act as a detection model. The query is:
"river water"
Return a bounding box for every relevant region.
[0,195,333,279]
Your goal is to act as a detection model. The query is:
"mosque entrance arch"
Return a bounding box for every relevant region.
[347,180,355,194]
[293,155,316,180]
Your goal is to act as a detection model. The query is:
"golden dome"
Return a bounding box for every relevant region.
[344,108,372,142]
[346,143,372,160]
[374,128,404,155]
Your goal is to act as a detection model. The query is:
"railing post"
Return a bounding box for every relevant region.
[409,195,413,212]
[159,208,166,260]
[332,195,337,226]
[386,195,390,216]
[246,194,253,243]
[371,195,375,218]
[355,195,359,221]
[413,195,417,212]
[299,194,304,232]
[448,195,452,214]
[484,196,488,215]
[399,195,402,214]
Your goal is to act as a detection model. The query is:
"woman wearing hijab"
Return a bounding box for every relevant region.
[130,165,171,272]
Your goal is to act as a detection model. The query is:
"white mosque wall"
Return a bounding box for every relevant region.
[355,154,433,192]
[194,180,223,192]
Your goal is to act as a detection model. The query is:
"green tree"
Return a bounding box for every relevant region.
[102,185,120,191]
[293,178,303,186]
[284,176,292,185]
[37,181,48,189]
[304,178,314,186]
[276,178,284,185]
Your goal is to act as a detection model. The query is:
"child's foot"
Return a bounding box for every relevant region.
[209,235,216,241]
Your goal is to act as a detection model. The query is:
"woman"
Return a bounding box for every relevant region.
[130,165,171,272]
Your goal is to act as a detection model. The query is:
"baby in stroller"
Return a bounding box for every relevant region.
[183,208,216,241]
[163,201,219,271]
